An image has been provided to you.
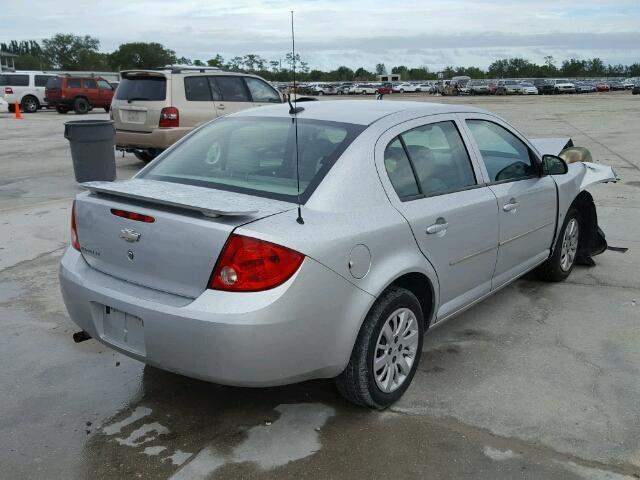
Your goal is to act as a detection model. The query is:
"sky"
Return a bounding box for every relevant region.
[2,0,640,70]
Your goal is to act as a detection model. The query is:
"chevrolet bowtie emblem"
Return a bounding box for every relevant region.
[120,228,141,243]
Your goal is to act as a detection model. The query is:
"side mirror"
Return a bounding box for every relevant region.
[541,154,568,175]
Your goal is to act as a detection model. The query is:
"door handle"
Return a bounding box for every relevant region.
[503,199,519,212]
[426,218,449,235]
[216,104,225,110]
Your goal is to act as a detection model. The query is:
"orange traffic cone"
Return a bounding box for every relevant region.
[14,102,23,119]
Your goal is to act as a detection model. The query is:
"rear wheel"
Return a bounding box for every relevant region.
[21,95,39,113]
[134,150,159,163]
[8,104,15,113]
[537,208,580,282]
[336,287,424,409]
[73,97,90,114]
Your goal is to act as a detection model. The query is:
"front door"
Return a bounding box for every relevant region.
[462,116,557,288]
[377,116,500,320]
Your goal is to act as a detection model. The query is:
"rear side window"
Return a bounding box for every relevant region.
[143,117,364,203]
[399,121,476,197]
[115,76,166,101]
[384,138,420,199]
[184,76,212,101]
[466,120,536,182]
[83,79,97,89]
[0,74,29,86]
[245,77,280,103]
[213,76,250,102]
[67,78,82,88]
[46,77,61,89]
[35,75,53,87]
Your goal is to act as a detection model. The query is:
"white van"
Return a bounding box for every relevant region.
[0,71,56,113]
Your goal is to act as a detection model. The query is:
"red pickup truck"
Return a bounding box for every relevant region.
[45,75,115,114]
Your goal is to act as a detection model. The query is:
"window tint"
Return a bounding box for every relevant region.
[67,78,82,88]
[384,138,420,198]
[184,76,212,101]
[466,120,536,182]
[35,75,53,87]
[207,77,222,101]
[83,79,97,89]
[399,121,476,196]
[144,117,364,203]
[214,76,250,102]
[245,77,280,103]
[97,79,112,90]
[0,74,29,86]
[46,77,61,89]
[115,76,166,101]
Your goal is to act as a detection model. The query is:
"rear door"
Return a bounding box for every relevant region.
[82,78,100,105]
[461,115,557,288]
[209,75,253,115]
[66,77,83,103]
[112,73,169,132]
[181,75,218,126]
[376,115,500,321]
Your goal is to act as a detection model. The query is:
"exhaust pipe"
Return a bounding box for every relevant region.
[73,330,92,343]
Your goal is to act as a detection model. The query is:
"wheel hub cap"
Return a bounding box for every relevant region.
[374,307,419,393]
[560,218,579,272]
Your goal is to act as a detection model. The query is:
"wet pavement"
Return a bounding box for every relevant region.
[1,95,639,479]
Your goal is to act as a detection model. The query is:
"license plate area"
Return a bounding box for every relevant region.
[101,305,145,355]
[122,110,145,123]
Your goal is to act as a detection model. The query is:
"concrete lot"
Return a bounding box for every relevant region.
[1,93,639,479]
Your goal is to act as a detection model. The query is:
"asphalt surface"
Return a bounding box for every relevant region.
[1,93,639,479]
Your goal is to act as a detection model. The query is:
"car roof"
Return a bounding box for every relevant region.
[234,100,489,126]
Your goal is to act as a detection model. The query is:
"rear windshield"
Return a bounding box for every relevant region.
[143,116,365,203]
[115,76,166,101]
[45,77,62,89]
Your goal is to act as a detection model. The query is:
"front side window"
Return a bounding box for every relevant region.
[245,77,280,103]
[184,76,212,101]
[213,76,250,102]
[67,78,82,88]
[0,74,29,86]
[97,79,112,90]
[83,79,97,89]
[399,121,476,197]
[384,138,420,199]
[466,120,537,182]
[143,117,364,203]
[35,75,53,87]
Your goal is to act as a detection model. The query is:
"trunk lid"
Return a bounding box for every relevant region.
[74,179,294,298]
[112,72,169,133]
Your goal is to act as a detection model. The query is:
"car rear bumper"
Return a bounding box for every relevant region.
[115,127,191,150]
[59,248,373,387]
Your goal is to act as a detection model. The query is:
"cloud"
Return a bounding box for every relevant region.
[1,0,639,69]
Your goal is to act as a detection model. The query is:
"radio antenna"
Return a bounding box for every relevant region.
[290,10,304,224]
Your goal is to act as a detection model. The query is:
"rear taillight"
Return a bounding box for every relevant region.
[71,201,80,251]
[159,107,179,128]
[209,234,304,292]
[111,208,155,223]
[4,87,13,94]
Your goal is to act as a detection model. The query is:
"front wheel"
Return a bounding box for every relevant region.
[336,287,424,409]
[536,208,580,282]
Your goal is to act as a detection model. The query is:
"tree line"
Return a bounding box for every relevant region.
[3,34,640,80]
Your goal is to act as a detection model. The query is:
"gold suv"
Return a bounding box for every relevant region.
[111,67,283,162]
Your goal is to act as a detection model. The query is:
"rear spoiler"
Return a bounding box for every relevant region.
[81,179,259,217]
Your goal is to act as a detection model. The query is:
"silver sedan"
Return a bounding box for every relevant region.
[59,101,616,408]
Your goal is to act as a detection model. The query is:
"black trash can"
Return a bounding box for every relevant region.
[64,120,116,183]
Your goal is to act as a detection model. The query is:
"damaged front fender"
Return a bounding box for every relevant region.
[577,161,618,191]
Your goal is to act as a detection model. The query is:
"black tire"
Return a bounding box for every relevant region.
[335,287,424,409]
[56,105,69,114]
[21,95,39,113]
[8,104,15,113]
[134,150,158,163]
[536,208,581,282]
[73,97,90,114]
[104,106,110,112]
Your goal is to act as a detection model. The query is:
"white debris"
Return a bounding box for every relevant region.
[143,446,167,456]
[102,406,153,435]
[483,446,519,461]
[115,422,169,447]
